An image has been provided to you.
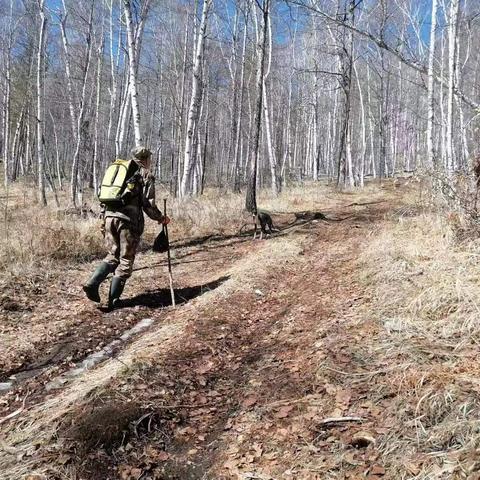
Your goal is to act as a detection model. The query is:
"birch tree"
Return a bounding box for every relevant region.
[123,0,143,147]
[426,0,438,169]
[92,17,105,192]
[446,0,460,173]
[69,3,95,205]
[232,4,249,192]
[245,0,269,213]
[180,0,213,197]
[36,0,47,206]
[261,11,279,194]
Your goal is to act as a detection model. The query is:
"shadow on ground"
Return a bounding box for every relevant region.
[120,276,230,309]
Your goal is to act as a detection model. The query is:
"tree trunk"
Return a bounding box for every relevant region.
[180,0,212,197]
[245,0,269,213]
[107,0,120,160]
[353,62,366,187]
[2,45,11,187]
[92,23,105,193]
[426,0,438,169]
[69,3,94,205]
[59,0,78,141]
[262,13,279,195]
[233,6,249,192]
[123,0,143,147]
[446,0,460,173]
[36,0,47,206]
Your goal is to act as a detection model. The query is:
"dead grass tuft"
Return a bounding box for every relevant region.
[168,190,244,239]
[361,212,480,339]
[359,191,480,475]
[0,207,104,277]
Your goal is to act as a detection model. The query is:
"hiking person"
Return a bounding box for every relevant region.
[83,146,170,309]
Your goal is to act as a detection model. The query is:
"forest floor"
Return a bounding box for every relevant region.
[2,178,480,480]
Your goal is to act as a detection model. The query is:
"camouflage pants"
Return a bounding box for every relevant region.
[103,217,140,279]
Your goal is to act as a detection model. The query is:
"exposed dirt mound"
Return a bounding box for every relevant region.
[64,400,145,454]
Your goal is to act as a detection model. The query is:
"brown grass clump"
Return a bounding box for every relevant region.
[0,195,104,279]
[359,194,480,475]
[161,189,245,239]
[361,212,480,340]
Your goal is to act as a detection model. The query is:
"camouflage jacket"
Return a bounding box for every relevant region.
[103,167,164,235]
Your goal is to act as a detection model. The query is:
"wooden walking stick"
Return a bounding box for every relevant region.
[163,198,176,307]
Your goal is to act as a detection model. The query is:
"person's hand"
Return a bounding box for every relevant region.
[160,215,170,225]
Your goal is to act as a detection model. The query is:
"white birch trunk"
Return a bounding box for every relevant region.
[233,11,249,192]
[107,0,119,159]
[313,112,319,181]
[175,19,190,196]
[69,5,94,205]
[180,0,212,197]
[116,67,130,156]
[36,0,47,205]
[455,26,469,167]
[366,64,376,177]
[346,122,354,187]
[2,0,14,185]
[123,0,143,147]
[59,1,78,140]
[439,33,447,168]
[353,62,366,187]
[262,14,278,195]
[446,0,459,173]
[93,26,105,193]
[2,46,11,186]
[245,0,269,213]
[426,0,438,169]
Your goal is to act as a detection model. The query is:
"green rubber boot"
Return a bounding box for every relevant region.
[83,262,113,303]
[108,276,126,310]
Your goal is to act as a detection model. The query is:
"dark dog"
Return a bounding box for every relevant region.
[239,210,278,239]
[253,210,278,239]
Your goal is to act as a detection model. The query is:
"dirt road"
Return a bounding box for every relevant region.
[1,184,435,479]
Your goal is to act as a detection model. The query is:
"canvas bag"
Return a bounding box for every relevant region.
[98,159,139,207]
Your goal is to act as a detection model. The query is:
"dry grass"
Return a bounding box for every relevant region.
[0,180,348,282]
[0,183,248,282]
[0,193,104,285]
[359,189,480,477]
[361,210,480,343]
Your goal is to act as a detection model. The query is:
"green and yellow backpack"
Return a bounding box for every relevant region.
[98,159,139,207]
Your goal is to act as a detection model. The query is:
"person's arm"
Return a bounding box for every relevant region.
[142,173,169,223]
